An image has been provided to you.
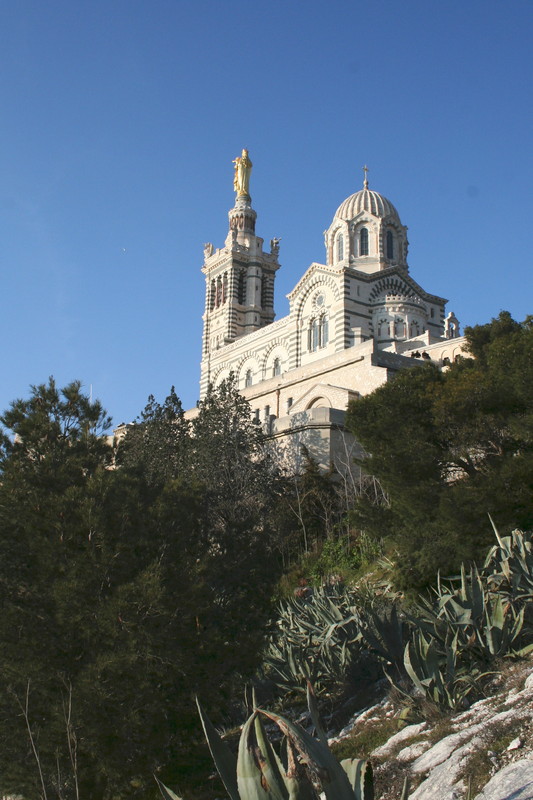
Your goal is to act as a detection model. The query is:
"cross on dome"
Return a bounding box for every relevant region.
[363,164,369,189]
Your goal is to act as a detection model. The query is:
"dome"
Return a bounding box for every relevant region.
[334,184,400,223]
[324,173,409,272]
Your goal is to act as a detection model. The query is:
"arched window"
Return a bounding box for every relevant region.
[308,319,319,352]
[312,318,319,351]
[244,369,252,388]
[210,279,216,310]
[360,227,369,256]
[215,276,222,307]
[386,230,394,259]
[320,315,329,347]
[337,233,344,261]
[222,272,228,304]
[377,319,387,338]
[238,270,246,305]
[261,275,268,308]
[272,358,281,377]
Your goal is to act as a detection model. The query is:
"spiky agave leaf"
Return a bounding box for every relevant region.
[340,758,374,800]
[488,514,504,548]
[358,604,406,670]
[155,775,184,800]
[252,713,315,800]
[196,698,239,800]
[257,707,358,800]
[236,712,288,800]
[306,681,327,743]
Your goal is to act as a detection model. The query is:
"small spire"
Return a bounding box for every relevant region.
[363,164,369,189]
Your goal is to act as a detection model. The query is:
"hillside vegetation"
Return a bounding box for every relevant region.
[0,312,530,799]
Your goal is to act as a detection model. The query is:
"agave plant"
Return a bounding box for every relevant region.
[410,559,528,661]
[402,628,492,710]
[158,686,376,800]
[480,592,526,656]
[483,526,533,600]
[264,523,533,719]
[262,586,365,694]
[157,693,412,800]
[395,524,533,709]
[358,604,408,674]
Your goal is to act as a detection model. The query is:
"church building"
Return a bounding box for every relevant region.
[193,152,465,472]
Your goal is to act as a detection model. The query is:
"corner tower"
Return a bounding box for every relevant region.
[200,150,280,397]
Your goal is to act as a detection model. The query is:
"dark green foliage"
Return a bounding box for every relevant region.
[0,377,112,489]
[0,377,282,799]
[118,375,283,681]
[273,450,368,583]
[116,386,189,485]
[307,539,366,584]
[0,469,207,796]
[345,313,533,589]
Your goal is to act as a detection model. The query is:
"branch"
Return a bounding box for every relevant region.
[12,680,48,800]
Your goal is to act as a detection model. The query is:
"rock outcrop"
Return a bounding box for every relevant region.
[330,659,533,799]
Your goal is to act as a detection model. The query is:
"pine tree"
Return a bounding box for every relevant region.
[0,377,285,797]
[345,313,533,589]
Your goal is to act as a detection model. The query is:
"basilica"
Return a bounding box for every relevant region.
[192,152,465,471]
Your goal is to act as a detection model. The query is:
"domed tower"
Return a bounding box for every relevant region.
[324,167,409,274]
[316,169,447,349]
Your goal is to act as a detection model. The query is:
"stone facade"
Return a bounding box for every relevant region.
[190,163,466,471]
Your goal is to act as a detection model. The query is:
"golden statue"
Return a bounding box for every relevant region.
[232,148,252,197]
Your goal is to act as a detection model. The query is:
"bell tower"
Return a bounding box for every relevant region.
[200,151,280,396]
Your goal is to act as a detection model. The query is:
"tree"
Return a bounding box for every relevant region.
[115,386,190,486]
[116,377,288,790]
[276,450,340,561]
[0,377,112,490]
[189,374,271,511]
[0,380,210,798]
[345,313,533,589]
[186,376,284,681]
[0,377,287,798]
[0,379,117,797]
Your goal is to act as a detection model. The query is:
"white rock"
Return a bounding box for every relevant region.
[454,696,495,724]
[329,701,383,741]
[396,740,430,762]
[372,722,427,757]
[507,736,523,751]
[412,729,471,773]
[524,671,533,691]
[408,740,478,800]
[473,758,533,800]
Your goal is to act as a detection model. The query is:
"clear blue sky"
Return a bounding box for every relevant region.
[1,0,531,427]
